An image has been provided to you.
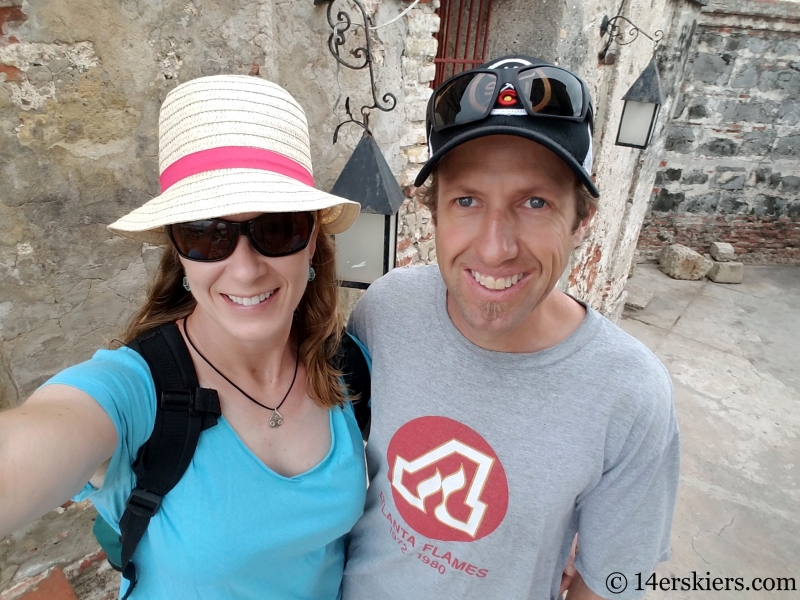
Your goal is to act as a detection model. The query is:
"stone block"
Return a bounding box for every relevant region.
[774,135,800,157]
[682,170,709,185]
[700,138,738,157]
[404,37,438,58]
[665,125,695,153]
[651,189,685,212]
[688,102,708,119]
[692,53,734,86]
[624,282,654,310]
[754,194,782,217]
[418,63,436,83]
[403,145,429,164]
[710,242,736,262]
[741,130,776,156]
[684,192,720,213]
[405,99,428,122]
[659,244,713,281]
[399,126,426,148]
[730,65,758,88]
[728,101,773,124]
[699,31,724,49]
[778,99,800,126]
[780,176,800,192]
[406,12,440,35]
[725,35,746,52]
[719,192,749,214]
[707,261,743,284]
[720,174,745,190]
[655,168,681,184]
[775,41,800,57]
[776,70,800,94]
[752,167,771,185]
[747,37,770,54]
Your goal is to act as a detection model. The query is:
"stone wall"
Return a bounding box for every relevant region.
[395,1,439,268]
[637,0,800,264]
[0,0,412,409]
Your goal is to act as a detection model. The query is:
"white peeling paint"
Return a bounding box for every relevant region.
[0,41,98,110]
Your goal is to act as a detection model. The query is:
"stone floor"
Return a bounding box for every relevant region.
[2,264,798,598]
[0,501,116,600]
[621,264,799,599]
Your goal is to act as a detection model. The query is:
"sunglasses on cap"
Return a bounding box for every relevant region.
[429,64,591,133]
[167,212,315,262]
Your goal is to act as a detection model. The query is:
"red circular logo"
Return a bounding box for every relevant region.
[386,416,509,542]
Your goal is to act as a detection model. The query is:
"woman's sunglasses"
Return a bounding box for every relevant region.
[168,212,315,262]
[429,65,590,132]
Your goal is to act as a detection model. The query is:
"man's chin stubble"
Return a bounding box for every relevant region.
[478,301,509,321]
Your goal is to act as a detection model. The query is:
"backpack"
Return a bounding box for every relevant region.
[92,322,371,599]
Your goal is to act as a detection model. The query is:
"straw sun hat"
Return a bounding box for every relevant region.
[108,75,360,246]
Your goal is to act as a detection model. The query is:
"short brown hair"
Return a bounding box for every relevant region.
[418,169,598,231]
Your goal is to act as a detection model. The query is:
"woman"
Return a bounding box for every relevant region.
[0,75,366,599]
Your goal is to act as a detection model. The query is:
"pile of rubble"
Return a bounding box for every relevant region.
[623,242,744,313]
[658,242,744,284]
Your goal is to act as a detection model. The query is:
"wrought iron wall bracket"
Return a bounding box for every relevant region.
[599,15,663,62]
[316,0,398,143]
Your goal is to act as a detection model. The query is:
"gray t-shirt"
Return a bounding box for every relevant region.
[342,265,679,600]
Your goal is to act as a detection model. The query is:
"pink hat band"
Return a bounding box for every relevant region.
[159,146,314,192]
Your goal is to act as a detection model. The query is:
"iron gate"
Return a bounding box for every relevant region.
[433,0,494,89]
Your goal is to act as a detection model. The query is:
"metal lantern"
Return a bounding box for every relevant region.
[616,58,664,149]
[332,133,405,289]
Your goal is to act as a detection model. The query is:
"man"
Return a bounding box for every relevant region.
[342,56,679,600]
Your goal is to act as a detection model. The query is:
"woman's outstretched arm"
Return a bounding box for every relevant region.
[0,384,117,537]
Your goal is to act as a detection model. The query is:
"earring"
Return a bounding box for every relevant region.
[308,267,316,282]
[182,276,191,291]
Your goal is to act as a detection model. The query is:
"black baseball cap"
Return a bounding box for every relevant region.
[415,55,599,198]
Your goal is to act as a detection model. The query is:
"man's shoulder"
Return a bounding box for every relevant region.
[361,264,440,305]
[579,310,674,420]
[590,311,669,380]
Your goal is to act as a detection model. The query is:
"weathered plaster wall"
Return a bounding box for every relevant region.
[485,0,560,61]
[0,0,411,408]
[637,0,800,264]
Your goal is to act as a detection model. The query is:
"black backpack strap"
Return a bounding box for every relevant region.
[337,332,371,441]
[118,322,221,599]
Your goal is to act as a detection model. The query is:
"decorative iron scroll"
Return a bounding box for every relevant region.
[317,0,398,143]
[599,15,663,61]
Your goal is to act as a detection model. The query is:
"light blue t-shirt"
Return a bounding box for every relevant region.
[44,346,367,600]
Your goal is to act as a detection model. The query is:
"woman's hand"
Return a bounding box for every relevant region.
[560,533,578,596]
[0,385,117,537]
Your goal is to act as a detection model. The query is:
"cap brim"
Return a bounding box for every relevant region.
[108,168,361,245]
[414,122,600,198]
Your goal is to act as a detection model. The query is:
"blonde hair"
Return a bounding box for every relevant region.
[119,214,346,408]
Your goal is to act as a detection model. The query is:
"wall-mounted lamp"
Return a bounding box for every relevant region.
[332,133,404,289]
[315,0,404,288]
[616,58,664,149]
[599,14,665,150]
